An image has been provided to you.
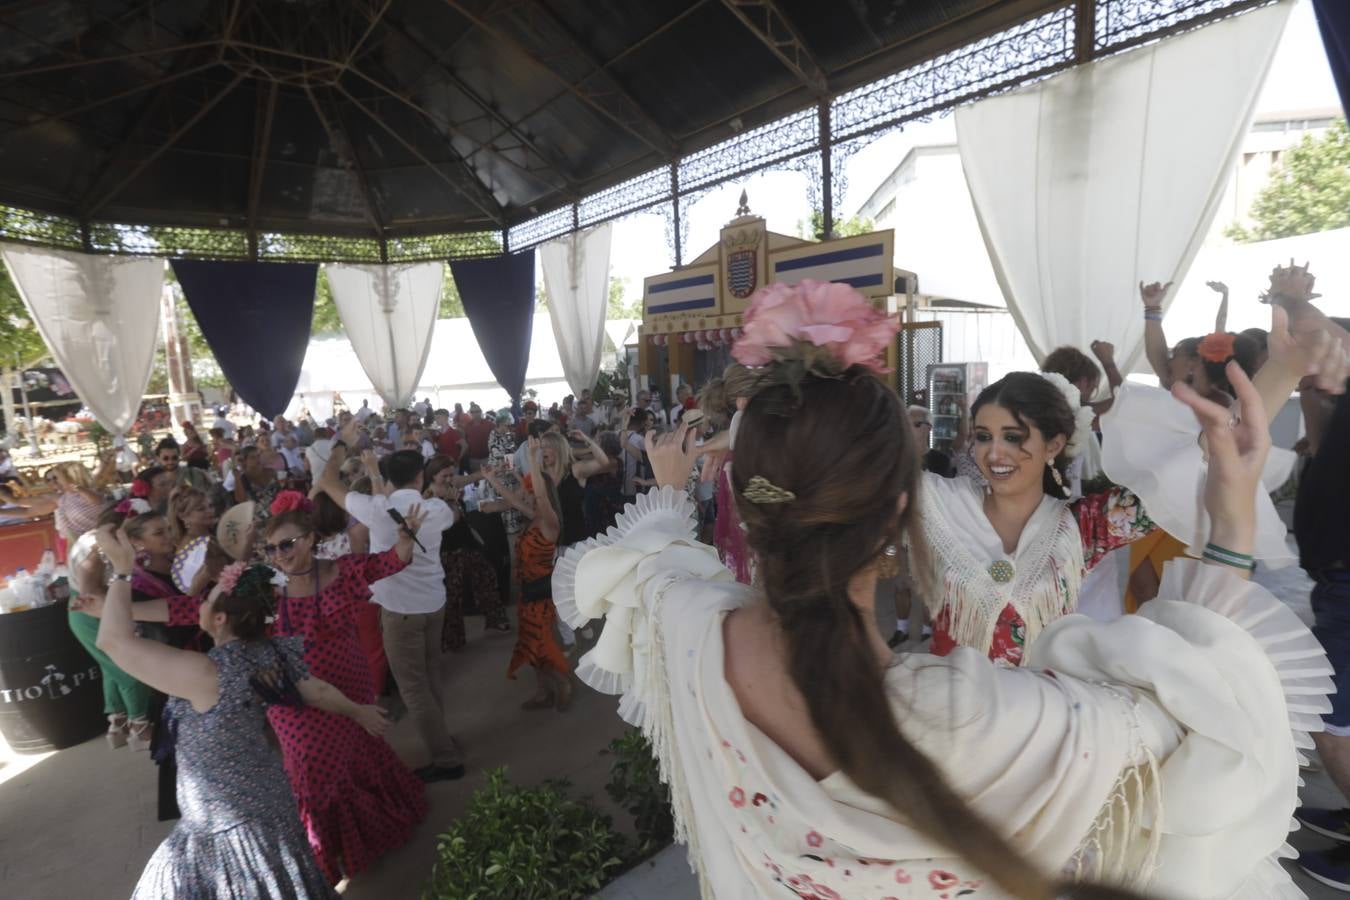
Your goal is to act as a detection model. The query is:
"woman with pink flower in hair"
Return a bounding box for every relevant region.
[89,488,431,884]
[551,277,1338,899]
[90,522,392,899]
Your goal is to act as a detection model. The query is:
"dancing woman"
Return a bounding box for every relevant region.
[92,527,389,900]
[553,280,1331,898]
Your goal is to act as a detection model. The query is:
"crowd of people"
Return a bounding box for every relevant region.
[30,260,1350,898]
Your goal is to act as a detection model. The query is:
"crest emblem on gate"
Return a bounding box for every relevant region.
[727,249,757,299]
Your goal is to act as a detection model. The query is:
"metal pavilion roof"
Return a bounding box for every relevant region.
[0,0,1274,261]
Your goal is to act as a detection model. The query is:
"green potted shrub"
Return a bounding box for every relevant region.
[605,728,674,857]
[425,768,628,899]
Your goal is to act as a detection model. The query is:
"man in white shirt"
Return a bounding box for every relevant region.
[354,399,374,422]
[316,446,464,782]
[211,406,236,441]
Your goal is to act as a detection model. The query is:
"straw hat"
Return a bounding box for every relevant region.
[216,501,256,561]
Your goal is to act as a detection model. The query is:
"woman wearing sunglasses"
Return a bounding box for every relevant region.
[78,490,431,886]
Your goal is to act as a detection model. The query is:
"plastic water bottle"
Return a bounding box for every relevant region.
[36,550,55,576]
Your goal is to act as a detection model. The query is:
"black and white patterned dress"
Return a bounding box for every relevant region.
[131,636,336,899]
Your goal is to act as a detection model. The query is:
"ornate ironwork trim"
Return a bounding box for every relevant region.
[507,206,575,251]
[578,165,674,229]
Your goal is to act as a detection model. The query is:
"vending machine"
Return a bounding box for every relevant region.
[925,363,988,454]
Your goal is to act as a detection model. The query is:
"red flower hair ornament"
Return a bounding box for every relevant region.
[1198,332,1236,364]
[269,490,314,517]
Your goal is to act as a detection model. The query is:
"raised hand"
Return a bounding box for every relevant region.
[353,704,391,737]
[1205,281,1228,295]
[1090,340,1115,362]
[1172,361,1268,537]
[1139,281,1171,308]
[360,449,379,473]
[94,524,136,575]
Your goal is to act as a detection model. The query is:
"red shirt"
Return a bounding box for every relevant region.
[464,419,495,459]
[436,428,464,461]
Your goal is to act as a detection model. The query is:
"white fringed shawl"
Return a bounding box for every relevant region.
[920,473,1083,660]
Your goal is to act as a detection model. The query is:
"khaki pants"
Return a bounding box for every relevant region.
[380,606,461,769]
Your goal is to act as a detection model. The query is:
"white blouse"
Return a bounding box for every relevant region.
[553,487,1329,899]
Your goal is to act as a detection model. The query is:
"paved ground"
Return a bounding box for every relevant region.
[2,541,1345,899]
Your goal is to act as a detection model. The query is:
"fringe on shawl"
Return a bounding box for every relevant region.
[923,499,1084,662]
[1067,688,1163,892]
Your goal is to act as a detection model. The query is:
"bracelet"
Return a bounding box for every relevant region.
[1143,308,1163,321]
[1202,542,1255,572]
[110,572,133,583]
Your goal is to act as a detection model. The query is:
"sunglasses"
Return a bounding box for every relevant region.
[263,532,310,556]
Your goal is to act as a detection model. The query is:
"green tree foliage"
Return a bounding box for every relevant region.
[1227,118,1350,242]
[799,209,875,241]
[0,263,49,366]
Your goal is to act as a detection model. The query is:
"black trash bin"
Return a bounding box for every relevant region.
[0,599,104,753]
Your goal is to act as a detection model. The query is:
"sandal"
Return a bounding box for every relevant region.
[106,714,128,749]
[128,717,154,752]
[485,618,512,633]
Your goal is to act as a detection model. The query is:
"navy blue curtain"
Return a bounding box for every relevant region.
[1314,0,1350,116]
[172,260,317,419]
[450,250,536,411]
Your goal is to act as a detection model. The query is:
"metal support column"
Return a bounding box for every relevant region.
[671,164,683,267]
[818,101,833,240]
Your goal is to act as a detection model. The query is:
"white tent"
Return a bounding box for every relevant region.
[287,314,638,419]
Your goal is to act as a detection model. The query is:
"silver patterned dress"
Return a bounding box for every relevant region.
[131,636,336,899]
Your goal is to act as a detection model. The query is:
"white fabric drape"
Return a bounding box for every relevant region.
[325,262,443,409]
[540,223,613,396]
[955,2,1292,377]
[2,244,163,435]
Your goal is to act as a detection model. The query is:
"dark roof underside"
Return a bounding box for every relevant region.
[0,0,1066,238]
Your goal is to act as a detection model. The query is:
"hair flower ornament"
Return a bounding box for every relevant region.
[732,280,898,377]
[1198,332,1237,364]
[115,498,151,516]
[1038,371,1095,460]
[269,490,314,517]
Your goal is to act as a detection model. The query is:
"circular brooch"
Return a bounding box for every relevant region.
[988,559,1015,584]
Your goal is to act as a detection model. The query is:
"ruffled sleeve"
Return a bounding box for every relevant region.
[1073,485,1155,570]
[1027,558,1332,898]
[1100,382,1296,566]
[553,486,735,721]
[350,548,408,587]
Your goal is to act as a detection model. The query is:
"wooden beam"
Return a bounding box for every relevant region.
[304,83,387,239]
[439,0,676,157]
[81,71,246,219]
[10,61,218,135]
[0,40,217,80]
[247,80,279,259]
[334,82,504,224]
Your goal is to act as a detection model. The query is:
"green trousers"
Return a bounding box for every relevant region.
[67,610,151,720]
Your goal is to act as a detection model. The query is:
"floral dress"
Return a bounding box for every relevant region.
[169,551,426,883]
[131,637,336,899]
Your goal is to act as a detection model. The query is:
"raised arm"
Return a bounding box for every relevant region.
[1207,280,1229,333]
[1088,340,1123,415]
[526,440,560,542]
[569,430,610,480]
[1140,280,1174,386]
[481,464,535,517]
[93,526,219,710]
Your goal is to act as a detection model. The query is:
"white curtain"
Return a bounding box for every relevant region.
[325,262,443,409]
[541,223,613,397]
[955,1,1291,378]
[2,244,164,435]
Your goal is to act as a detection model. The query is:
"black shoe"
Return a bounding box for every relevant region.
[1299,843,1350,891]
[1297,807,1350,844]
[415,764,466,783]
[887,630,908,649]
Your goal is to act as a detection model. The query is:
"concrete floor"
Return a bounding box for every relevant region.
[3,548,1348,899]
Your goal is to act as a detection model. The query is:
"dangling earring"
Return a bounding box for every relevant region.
[1047,461,1066,495]
[876,543,900,579]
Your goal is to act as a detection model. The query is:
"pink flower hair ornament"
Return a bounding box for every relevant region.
[732,280,898,377]
[215,560,249,596]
